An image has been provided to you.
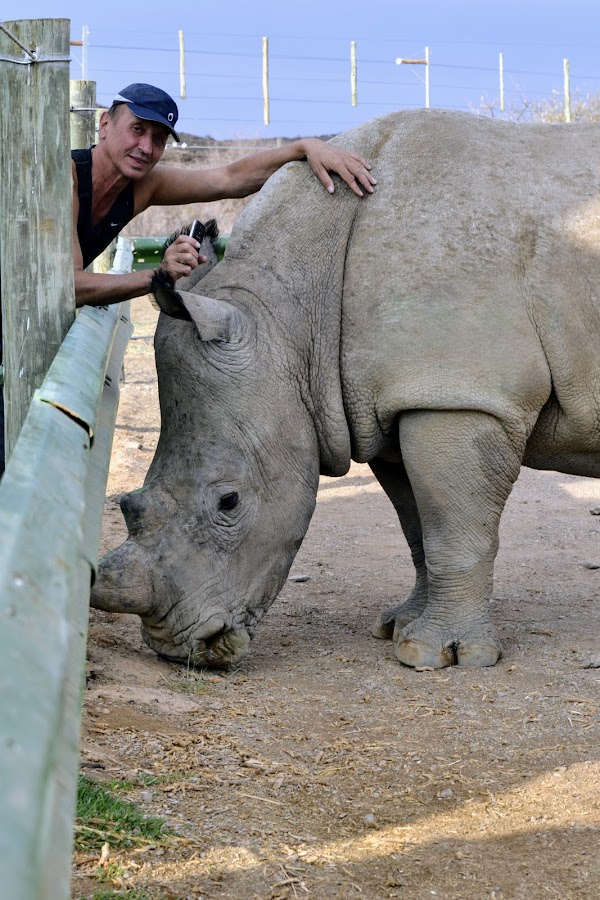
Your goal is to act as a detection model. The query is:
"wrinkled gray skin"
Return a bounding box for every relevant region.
[92,109,600,670]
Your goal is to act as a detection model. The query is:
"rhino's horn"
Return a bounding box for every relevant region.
[91,539,156,617]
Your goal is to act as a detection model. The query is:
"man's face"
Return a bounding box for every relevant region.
[100,105,170,179]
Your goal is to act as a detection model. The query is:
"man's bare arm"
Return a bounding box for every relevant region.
[74,238,205,308]
[74,267,154,308]
[72,161,205,307]
[147,138,377,206]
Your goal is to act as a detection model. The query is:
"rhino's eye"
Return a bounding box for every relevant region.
[219,491,239,511]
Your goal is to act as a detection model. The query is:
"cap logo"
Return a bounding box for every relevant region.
[168,112,174,121]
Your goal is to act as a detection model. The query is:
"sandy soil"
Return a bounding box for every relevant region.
[73,297,599,900]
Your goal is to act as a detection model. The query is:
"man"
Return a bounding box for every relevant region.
[0,84,375,477]
[73,83,377,307]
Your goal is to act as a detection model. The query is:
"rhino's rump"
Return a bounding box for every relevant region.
[336,111,600,462]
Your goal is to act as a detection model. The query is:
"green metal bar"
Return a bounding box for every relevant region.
[130,233,230,270]
[130,236,165,270]
[214,234,229,260]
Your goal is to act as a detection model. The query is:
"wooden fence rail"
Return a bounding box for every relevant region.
[0,264,132,899]
[0,18,135,896]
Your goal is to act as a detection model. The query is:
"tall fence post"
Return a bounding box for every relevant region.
[262,35,270,126]
[70,79,96,149]
[563,58,571,122]
[0,18,74,460]
[179,29,186,99]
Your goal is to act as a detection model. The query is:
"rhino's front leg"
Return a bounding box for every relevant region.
[368,457,429,639]
[395,409,525,668]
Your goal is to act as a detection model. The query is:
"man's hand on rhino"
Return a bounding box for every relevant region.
[302,138,377,197]
[161,234,208,280]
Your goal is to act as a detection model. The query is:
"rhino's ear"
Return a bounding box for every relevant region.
[151,269,191,321]
[151,269,245,342]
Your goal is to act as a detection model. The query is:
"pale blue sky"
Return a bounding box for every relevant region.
[4,2,600,139]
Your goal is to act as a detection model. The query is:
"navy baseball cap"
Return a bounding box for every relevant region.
[112,83,180,141]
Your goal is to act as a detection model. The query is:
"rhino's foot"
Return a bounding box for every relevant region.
[371,592,428,640]
[395,614,502,668]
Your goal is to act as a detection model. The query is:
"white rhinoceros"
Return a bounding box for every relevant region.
[92,108,600,670]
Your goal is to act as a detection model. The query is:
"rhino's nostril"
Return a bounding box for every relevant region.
[193,613,227,644]
[203,625,227,649]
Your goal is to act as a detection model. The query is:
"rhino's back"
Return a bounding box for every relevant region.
[336,110,600,461]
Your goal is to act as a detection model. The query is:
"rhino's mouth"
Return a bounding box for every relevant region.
[141,621,251,670]
[138,566,285,669]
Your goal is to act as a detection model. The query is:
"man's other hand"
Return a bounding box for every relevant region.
[302,138,377,197]
[161,234,208,280]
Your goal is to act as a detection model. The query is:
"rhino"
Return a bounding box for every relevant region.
[92,108,600,670]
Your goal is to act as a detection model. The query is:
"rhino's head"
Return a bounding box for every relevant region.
[92,273,325,668]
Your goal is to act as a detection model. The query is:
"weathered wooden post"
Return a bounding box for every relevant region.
[0,18,74,460]
[70,81,112,273]
[69,78,96,149]
[71,86,119,276]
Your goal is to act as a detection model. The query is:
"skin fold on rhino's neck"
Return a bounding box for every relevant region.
[200,165,361,475]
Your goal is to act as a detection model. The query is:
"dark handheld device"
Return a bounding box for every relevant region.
[189,219,205,245]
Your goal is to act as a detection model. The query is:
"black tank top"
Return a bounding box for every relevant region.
[72,148,135,269]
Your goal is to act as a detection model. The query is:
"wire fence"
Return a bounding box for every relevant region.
[68,27,600,137]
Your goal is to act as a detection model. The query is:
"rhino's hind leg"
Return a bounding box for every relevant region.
[369,458,429,640]
[394,409,525,668]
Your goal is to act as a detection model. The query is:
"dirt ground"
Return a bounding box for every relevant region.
[73,296,599,900]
